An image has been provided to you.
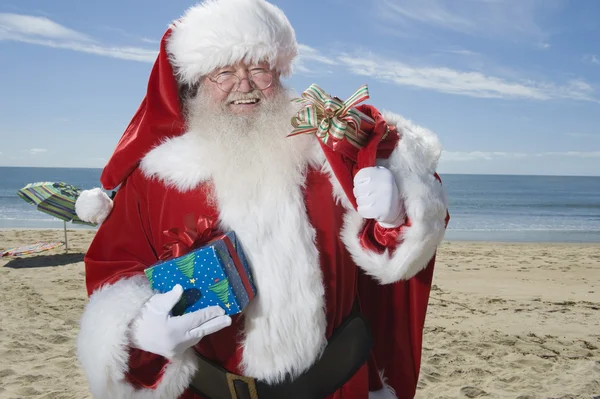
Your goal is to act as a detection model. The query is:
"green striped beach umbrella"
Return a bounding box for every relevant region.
[17,181,96,250]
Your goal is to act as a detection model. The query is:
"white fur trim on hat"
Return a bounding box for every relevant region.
[75,188,114,224]
[166,0,298,85]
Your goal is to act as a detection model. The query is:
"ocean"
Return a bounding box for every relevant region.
[1,167,599,242]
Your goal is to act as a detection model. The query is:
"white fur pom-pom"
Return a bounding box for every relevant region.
[75,188,114,224]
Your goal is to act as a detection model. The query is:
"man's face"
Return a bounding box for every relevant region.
[201,61,281,115]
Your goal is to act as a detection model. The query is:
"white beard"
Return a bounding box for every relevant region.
[183,85,328,383]
[184,86,315,203]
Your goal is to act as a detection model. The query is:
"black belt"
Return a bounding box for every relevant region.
[189,309,373,399]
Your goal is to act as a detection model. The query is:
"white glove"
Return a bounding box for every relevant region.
[353,166,404,228]
[130,284,232,359]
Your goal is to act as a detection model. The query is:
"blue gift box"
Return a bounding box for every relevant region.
[144,231,256,316]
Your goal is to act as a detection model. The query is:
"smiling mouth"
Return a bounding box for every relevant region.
[230,98,260,105]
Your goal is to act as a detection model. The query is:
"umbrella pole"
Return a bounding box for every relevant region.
[64,220,68,251]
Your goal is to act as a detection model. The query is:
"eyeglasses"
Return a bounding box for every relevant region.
[207,69,274,93]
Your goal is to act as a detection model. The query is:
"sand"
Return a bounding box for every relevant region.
[417,242,600,399]
[0,229,598,399]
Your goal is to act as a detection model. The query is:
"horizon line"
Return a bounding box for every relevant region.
[1,165,598,178]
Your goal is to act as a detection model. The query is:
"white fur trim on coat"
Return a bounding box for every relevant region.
[140,134,213,192]
[340,111,448,284]
[140,131,327,384]
[136,108,445,381]
[76,275,198,398]
[75,188,113,224]
[167,0,298,85]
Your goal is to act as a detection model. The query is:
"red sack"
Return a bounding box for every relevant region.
[288,84,399,210]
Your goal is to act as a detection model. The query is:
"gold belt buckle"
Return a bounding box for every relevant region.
[226,372,259,399]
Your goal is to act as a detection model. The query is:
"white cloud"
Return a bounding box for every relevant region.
[294,44,337,75]
[539,42,551,50]
[582,54,600,66]
[542,151,600,158]
[0,13,91,41]
[438,48,480,57]
[293,45,598,102]
[101,25,160,45]
[0,13,156,62]
[2,13,595,105]
[29,148,48,154]
[0,14,337,70]
[140,37,159,44]
[442,150,600,162]
[374,0,557,44]
[0,14,333,68]
[338,53,598,102]
[298,44,337,66]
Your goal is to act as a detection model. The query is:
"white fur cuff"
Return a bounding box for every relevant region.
[76,275,198,398]
[341,111,448,284]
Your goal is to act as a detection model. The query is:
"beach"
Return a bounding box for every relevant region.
[0,229,598,399]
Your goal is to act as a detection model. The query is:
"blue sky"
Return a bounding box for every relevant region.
[0,0,599,176]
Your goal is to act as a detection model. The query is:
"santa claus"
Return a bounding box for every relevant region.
[75,0,449,398]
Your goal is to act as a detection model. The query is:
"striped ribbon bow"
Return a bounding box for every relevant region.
[288,84,372,149]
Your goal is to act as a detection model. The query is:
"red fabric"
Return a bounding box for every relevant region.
[319,105,400,211]
[354,104,399,168]
[85,167,400,397]
[85,167,448,397]
[159,214,221,260]
[358,186,450,398]
[358,219,405,255]
[359,173,448,256]
[99,28,186,190]
[357,258,435,399]
[84,22,445,395]
[127,347,169,388]
[84,170,173,387]
[84,171,159,294]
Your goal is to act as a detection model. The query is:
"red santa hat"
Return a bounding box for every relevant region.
[75,0,298,223]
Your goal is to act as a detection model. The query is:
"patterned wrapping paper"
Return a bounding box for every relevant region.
[288,83,399,210]
[144,231,256,316]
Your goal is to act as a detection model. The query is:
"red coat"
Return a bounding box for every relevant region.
[76,112,449,399]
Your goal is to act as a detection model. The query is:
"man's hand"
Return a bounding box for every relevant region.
[353,166,404,228]
[130,285,231,359]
